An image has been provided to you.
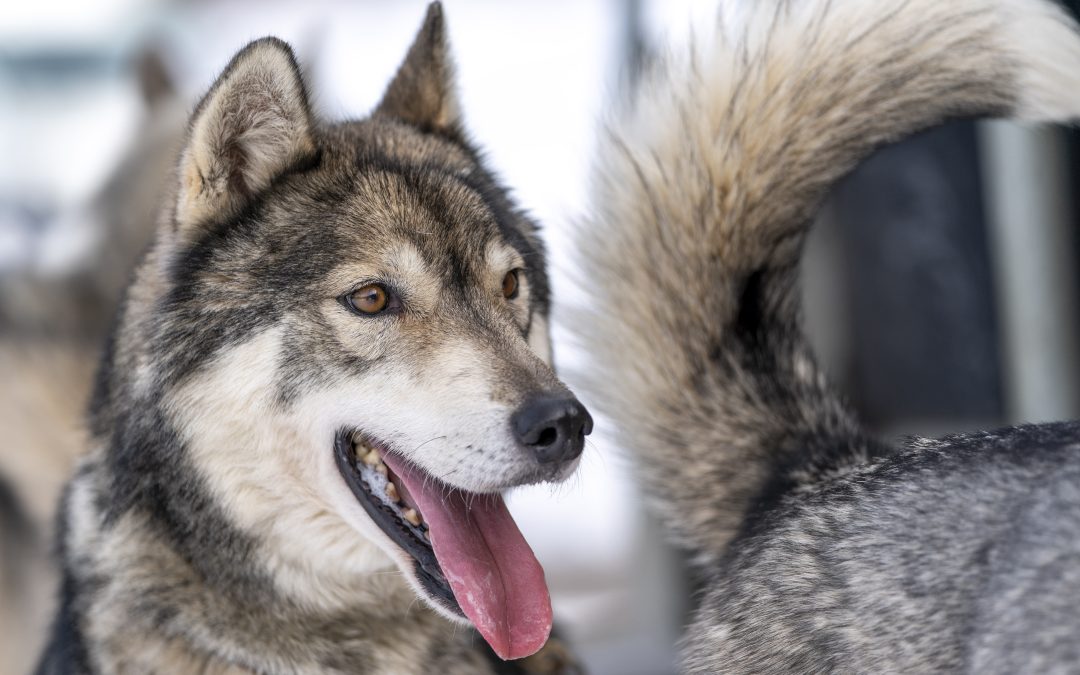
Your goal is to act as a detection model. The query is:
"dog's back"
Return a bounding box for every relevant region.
[693,423,1080,671]
[575,0,1080,670]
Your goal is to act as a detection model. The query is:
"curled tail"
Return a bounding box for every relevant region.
[575,0,1080,563]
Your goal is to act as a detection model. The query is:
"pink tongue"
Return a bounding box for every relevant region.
[380,453,552,660]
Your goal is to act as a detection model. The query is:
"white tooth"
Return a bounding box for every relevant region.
[374,463,388,477]
[403,509,421,527]
[385,482,400,503]
[362,448,382,466]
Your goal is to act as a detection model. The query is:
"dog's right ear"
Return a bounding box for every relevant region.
[173,38,316,240]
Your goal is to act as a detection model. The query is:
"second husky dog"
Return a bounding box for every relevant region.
[0,47,183,675]
[38,4,590,673]
[578,0,1080,671]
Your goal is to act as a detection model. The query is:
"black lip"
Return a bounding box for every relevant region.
[333,429,462,617]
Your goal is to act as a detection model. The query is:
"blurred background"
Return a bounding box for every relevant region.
[2,1,1080,674]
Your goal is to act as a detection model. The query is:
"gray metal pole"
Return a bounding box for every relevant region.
[978,121,1080,423]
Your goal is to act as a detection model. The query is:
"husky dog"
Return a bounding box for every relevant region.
[37,4,590,673]
[576,0,1080,671]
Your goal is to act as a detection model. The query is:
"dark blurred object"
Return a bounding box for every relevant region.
[135,43,175,108]
[830,121,1003,431]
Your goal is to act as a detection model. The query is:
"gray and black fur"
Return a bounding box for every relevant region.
[38,4,583,673]
[575,0,1080,671]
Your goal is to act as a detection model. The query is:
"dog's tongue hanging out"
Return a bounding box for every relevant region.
[380,453,552,660]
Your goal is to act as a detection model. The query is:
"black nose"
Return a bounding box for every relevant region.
[512,396,593,465]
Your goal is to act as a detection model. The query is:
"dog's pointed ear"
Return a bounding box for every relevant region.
[174,37,316,236]
[375,2,461,135]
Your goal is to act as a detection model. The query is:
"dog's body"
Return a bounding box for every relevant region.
[576,0,1080,671]
[38,6,588,673]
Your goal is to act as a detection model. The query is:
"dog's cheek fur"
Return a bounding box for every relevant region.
[166,330,398,607]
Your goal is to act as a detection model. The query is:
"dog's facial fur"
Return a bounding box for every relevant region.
[45,6,584,672]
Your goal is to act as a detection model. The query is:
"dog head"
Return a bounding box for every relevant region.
[123,3,590,661]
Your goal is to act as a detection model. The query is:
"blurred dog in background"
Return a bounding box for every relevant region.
[0,45,183,675]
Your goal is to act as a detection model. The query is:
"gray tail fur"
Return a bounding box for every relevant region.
[574,0,1080,564]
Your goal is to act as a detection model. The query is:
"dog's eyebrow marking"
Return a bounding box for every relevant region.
[381,242,443,311]
[485,241,524,274]
[385,242,431,278]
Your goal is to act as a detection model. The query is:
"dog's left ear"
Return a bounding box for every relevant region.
[375,2,461,135]
[174,37,316,237]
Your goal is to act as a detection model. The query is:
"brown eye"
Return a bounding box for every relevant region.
[348,284,388,314]
[502,270,520,299]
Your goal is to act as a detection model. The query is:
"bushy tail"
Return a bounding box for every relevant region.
[574,0,1080,563]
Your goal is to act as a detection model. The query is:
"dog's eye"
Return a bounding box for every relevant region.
[502,270,520,300]
[347,284,389,314]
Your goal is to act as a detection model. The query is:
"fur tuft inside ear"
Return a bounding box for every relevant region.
[375,2,461,135]
[176,37,315,234]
